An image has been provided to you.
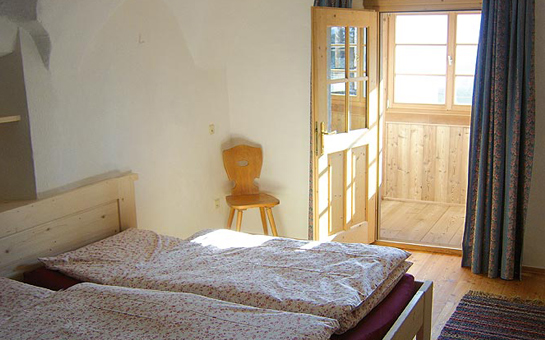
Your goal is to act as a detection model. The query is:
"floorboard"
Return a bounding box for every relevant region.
[380,199,465,248]
[407,251,545,340]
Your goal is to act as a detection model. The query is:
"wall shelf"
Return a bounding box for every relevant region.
[0,115,21,124]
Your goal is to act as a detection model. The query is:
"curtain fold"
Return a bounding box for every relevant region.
[462,0,535,280]
[313,0,352,8]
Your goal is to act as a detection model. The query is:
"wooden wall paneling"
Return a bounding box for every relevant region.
[447,127,464,204]
[385,123,398,198]
[383,123,469,204]
[396,124,410,199]
[409,124,424,200]
[329,151,345,235]
[421,125,437,202]
[433,126,450,203]
[460,127,470,202]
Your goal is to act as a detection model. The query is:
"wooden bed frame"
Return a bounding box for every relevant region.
[0,172,432,340]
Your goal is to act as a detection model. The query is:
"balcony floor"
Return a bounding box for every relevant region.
[379,199,465,249]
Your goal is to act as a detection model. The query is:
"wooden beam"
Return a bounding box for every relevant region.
[363,0,482,12]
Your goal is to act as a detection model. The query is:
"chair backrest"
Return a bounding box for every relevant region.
[223,145,263,196]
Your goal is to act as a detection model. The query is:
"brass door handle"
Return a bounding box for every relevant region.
[317,122,337,156]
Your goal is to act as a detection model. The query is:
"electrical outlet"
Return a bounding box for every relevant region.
[214,198,220,209]
[209,124,215,135]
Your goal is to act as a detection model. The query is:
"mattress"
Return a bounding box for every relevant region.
[0,278,339,340]
[40,228,412,333]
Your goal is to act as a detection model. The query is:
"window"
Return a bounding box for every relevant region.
[386,12,481,117]
[328,26,369,133]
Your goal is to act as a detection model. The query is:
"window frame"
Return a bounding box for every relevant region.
[384,11,481,122]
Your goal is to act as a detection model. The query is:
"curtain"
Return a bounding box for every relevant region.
[462,0,535,280]
[313,0,352,8]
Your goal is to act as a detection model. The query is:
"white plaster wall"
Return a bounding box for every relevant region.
[523,1,545,269]
[163,0,314,239]
[18,0,233,238]
[7,0,313,240]
[220,0,314,240]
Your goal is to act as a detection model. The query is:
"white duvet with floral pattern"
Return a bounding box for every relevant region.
[41,228,411,333]
[0,278,339,339]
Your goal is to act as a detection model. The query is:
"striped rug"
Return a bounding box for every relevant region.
[438,291,545,340]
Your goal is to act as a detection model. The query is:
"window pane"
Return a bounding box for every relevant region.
[349,81,357,96]
[349,27,357,44]
[330,82,345,95]
[330,70,344,80]
[457,14,481,44]
[362,27,367,75]
[394,75,446,104]
[329,46,345,79]
[349,46,357,72]
[329,84,346,133]
[349,81,366,130]
[455,45,478,75]
[395,46,447,75]
[455,76,474,105]
[395,15,448,44]
[330,26,345,44]
[328,27,345,80]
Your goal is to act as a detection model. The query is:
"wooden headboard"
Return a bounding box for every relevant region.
[0,173,138,278]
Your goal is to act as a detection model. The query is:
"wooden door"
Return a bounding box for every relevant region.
[312,7,378,243]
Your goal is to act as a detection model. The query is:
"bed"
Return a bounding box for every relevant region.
[0,277,339,339]
[0,173,432,340]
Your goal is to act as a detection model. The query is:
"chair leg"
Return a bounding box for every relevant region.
[227,208,235,229]
[259,207,269,235]
[236,209,244,232]
[265,208,278,236]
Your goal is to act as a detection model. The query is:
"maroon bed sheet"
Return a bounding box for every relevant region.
[24,267,415,340]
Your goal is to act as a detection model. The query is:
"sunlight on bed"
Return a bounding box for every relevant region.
[189,229,273,249]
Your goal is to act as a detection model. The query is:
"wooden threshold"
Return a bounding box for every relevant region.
[374,240,462,256]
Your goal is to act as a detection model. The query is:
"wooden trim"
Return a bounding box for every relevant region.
[0,115,21,124]
[386,111,470,126]
[374,240,463,255]
[382,197,465,207]
[522,266,545,276]
[0,172,138,278]
[383,280,433,340]
[363,0,482,12]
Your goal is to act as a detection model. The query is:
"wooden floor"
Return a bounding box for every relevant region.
[407,251,545,340]
[380,199,465,248]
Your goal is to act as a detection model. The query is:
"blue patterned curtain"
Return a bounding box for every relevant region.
[313,0,352,8]
[462,0,535,280]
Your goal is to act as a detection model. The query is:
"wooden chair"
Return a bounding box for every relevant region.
[223,145,279,236]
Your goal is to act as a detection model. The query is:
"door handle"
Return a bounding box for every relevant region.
[317,122,337,156]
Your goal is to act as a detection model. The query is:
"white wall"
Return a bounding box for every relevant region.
[523,1,545,269]
[17,0,233,238]
[1,0,313,239]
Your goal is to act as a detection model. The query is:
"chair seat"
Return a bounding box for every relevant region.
[226,193,279,210]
